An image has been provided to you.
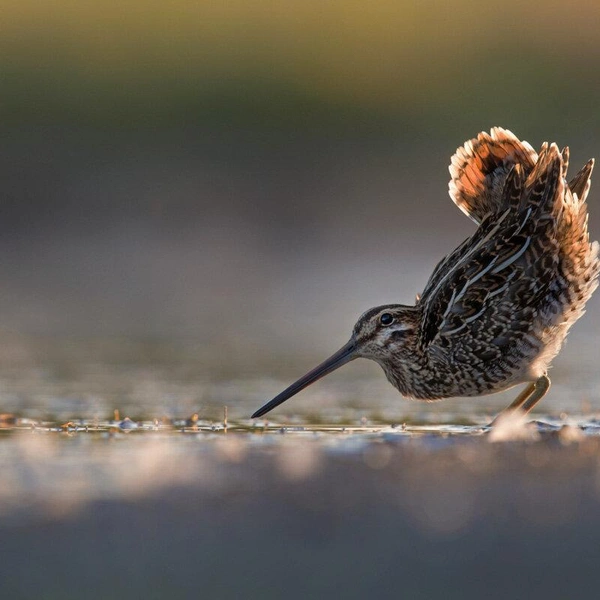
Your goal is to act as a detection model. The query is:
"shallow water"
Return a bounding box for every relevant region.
[2,332,600,600]
[2,423,600,600]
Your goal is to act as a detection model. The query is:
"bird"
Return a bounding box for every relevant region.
[252,128,600,422]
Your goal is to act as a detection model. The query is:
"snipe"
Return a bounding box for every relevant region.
[252,128,600,421]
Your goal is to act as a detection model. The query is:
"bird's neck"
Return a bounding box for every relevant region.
[379,341,448,400]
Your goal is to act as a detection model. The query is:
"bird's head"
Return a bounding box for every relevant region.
[251,304,419,419]
[351,304,420,361]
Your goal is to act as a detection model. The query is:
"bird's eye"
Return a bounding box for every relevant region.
[379,313,394,326]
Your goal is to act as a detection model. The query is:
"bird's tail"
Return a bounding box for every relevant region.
[449,127,595,226]
[448,127,538,224]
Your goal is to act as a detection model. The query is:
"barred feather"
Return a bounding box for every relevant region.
[414,129,600,396]
[448,127,537,224]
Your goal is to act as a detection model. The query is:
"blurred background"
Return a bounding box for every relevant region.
[1,0,600,421]
[4,4,600,600]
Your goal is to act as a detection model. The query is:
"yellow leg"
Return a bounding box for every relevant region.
[490,375,551,426]
[503,382,536,412]
[520,375,551,413]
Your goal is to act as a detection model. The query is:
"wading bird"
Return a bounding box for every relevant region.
[252,128,600,421]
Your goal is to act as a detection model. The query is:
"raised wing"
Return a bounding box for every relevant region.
[420,145,564,365]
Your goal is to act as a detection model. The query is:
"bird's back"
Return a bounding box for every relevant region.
[415,128,600,398]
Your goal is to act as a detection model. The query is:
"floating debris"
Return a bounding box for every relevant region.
[118,417,138,431]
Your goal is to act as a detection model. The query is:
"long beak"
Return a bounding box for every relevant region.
[251,339,357,419]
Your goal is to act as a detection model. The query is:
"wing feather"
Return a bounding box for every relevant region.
[421,145,564,363]
[568,158,594,203]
